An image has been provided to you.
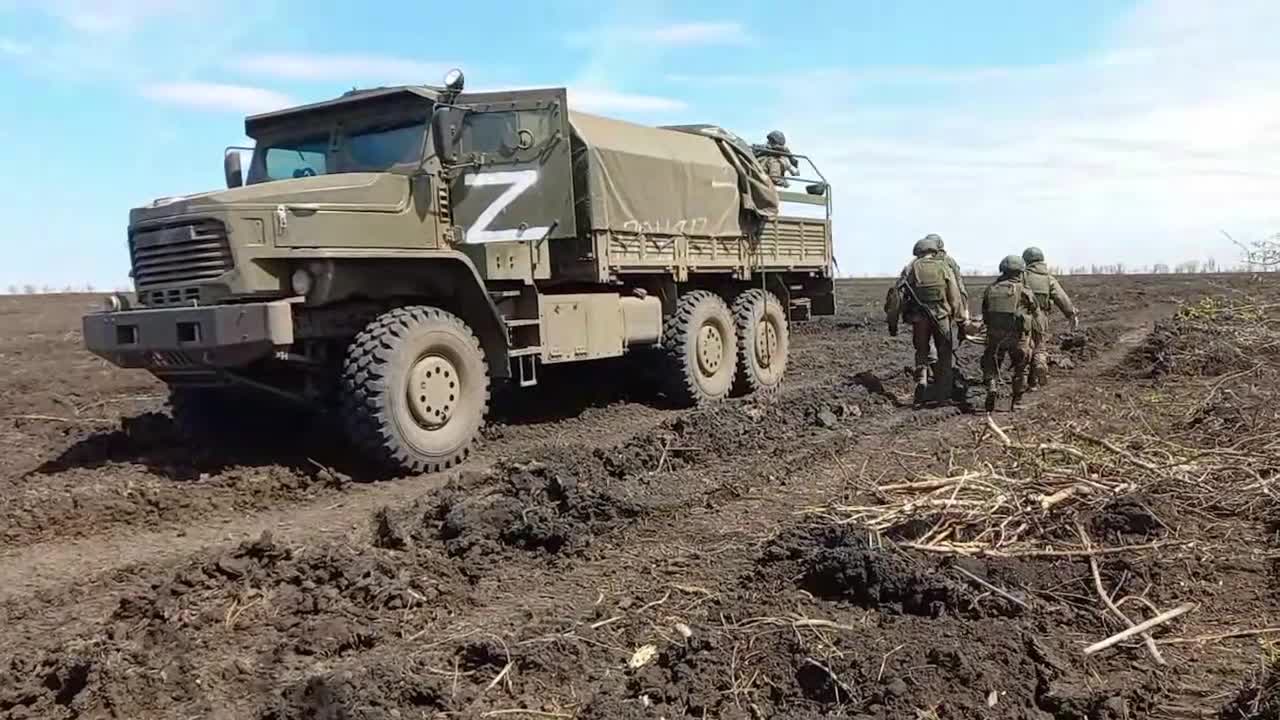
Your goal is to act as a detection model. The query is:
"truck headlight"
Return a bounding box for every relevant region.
[290,268,313,296]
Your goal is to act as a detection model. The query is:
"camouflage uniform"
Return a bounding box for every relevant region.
[924,234,971,381]
[1021,247,1077,389]
[928,234,969,306]
[981,256,1040,411]
[758,130,799,187]
[884,237,966,403]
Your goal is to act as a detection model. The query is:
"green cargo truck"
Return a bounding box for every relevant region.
[84,71,834,473]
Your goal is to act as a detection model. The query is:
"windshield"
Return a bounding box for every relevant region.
[248,120,427,184]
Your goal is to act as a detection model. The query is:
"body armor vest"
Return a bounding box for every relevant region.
[986,281,1026,331]
[909,256,948,304]
[1024,268,1052,310]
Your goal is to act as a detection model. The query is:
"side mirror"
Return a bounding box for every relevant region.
[224,147,246,188]
[430,105,467,164]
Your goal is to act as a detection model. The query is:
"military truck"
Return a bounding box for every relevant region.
[83,71,834,473]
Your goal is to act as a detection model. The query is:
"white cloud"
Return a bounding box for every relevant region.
[650,22,750,46]
[569,89,686,113]
[232,53,452,84]
[468,84,688,115]
[139,82,295,114]
[745,0,1280,274]
[567,21,750,49]
[0,38,31,56]
[31,0,191,34]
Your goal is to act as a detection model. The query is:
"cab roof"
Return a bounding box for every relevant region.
[244,85,443,138]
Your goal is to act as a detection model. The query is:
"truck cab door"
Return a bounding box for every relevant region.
[447,89,577,281]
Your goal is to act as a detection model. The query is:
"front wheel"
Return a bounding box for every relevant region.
[341,306,490,474]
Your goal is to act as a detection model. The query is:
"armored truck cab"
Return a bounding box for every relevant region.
[84,74,834,473]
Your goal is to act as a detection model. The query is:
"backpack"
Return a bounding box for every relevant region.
[985,281,1026,332]
[909,256,948,304]
[1024,268,1052,310]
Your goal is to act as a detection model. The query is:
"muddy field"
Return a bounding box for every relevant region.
[1,274,1277,719]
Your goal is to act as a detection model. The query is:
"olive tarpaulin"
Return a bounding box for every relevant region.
[569,111,779,238]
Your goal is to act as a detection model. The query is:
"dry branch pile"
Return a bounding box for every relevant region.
[809,296,1280,559]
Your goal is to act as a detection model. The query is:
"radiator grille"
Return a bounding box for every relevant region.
[130,220,233,291]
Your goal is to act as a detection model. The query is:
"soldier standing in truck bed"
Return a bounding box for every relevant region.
[757,130,799,187]
[1020,247,1079,390]
[884,235,967,405]
[981,255,1040,412]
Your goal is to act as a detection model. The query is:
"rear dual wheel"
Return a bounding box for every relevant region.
[661,290,738,405]
[732,289,789,395]
[660,289,790,406]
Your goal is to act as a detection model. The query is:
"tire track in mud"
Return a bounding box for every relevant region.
[0,323,854,549]
[0,321,889,646]
[0,310,1152,718]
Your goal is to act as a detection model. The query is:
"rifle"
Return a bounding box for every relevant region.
[899,268,948,341]
[750,144,800,171]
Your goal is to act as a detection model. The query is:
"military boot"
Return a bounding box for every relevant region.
[913,367,929,406]
[984,382,998,413]
[1010,376,1026,411]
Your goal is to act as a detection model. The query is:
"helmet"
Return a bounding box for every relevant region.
[924,233,943,250]
[913,236,941,257]
[1022,246,1045,264]
[999,255,1026,275]
[766,130,786,146]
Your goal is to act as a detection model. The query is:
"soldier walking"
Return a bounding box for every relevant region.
[923,233,971,394]
[981,255,1040,412]
[1021,247,1078,390]
[885,235,967,405]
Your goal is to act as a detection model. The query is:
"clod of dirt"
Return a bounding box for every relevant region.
[436,454,647,565]
[756,525,964,617]
[372,507,407,550]
[1088,497,1165,541]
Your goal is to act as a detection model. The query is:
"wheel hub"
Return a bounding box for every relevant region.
[697,324,724,376]
[755,318,778,368]
[407,354,460,429]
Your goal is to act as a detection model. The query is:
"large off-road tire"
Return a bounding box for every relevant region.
[731,289,789,395]
[660,290,738,406]
[341,306,490,474]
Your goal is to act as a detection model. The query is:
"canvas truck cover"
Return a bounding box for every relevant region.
[569,112,778,239]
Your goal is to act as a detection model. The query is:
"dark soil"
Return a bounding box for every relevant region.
[1,275,1277,719]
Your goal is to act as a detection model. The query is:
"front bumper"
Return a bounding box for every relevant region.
[83,300,294,370]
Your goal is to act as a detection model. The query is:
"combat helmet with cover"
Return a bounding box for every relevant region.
[1020,247,1052,309]
[925,233,944,251]
[766,130,786,146]
[998,255,1026,275]
[913,235,941,257]
[907,237,949,304]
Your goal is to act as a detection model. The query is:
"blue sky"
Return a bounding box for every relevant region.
[2,0,1278,288]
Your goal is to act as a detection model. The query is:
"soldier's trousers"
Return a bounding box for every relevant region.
[1028,319,1050,388]
[911,316,953,400]
[982,328,1032,401]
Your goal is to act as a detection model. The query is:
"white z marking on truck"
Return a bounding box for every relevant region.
[463,170,550,243]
